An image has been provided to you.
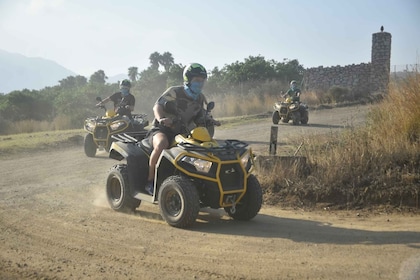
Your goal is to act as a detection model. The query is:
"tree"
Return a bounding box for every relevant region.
[148,51,174,72]
[89,70,107,85]
[128,67,139,82]
[1,90,53,121]
[59,75,87,89]
[160,52,174,72]
[205,56,304,96]
[274,59,304,84]
[149,52,161,70]
[166,63,184,86]
[223,55,277,83]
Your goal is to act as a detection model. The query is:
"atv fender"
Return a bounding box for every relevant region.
[110,141,150,195]
[109,141,144,161]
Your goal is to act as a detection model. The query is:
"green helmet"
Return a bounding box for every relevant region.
[120,79,131,89]
[183,63,207,85]
[290,80,297,86]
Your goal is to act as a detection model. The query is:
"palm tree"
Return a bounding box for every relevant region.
[160,52,174,72]
[149,52,161,70]
[128,67,139,82]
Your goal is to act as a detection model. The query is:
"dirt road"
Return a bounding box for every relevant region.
[1,105,419,280]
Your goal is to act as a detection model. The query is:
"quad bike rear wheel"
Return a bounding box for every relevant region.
[301,111,309,124]
[84,133,97,157]
[272,111,280,124]
[158,175,200,228]
[224,175,262,221]
[106,164,141,212]
[292,111,301,125]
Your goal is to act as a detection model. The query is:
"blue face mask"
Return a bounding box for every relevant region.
[121,88,129,96]
[291,85,296,90]
[190,81,204,94]
[184,84,200,100]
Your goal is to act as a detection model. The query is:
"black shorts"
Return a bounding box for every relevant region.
[146,126,177,147]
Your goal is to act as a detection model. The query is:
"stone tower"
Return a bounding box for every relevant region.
[370,30,392,94]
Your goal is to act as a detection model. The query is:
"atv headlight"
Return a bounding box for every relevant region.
[85,120,96,132]
[181,156,212,173]
[110,120,126,131]
[240,151,251,169]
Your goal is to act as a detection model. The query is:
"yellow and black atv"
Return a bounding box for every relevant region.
[106,125,262,228]
[83,97,149,157]
[272,97,309,125]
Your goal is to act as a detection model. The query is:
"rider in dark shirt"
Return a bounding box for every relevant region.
[283,80,301,102]
[96,79,135,116]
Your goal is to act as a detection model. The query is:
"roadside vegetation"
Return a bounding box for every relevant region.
[259,74,420,210]
[0,54,303,135]
[1,51,418,210]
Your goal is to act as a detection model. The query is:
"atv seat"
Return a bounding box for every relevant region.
[140,138,153,154]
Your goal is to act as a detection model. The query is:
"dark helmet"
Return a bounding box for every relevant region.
[183,63,207,85]
[120,79,131,89]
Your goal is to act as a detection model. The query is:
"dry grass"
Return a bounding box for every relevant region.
[0,129,84,157]
[259,74,420,210]
[6,119,55,134]
[3,115,77,135]
[3,84,348,135]
[3,75,419,210]
[208,89,330,118]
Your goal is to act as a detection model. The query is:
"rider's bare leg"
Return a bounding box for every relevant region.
[148,132,169,181]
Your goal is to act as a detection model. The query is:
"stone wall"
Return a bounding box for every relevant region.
[303,63,371,94]
[303,31,392,96]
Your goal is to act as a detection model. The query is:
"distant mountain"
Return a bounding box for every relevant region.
[0,49,77,94]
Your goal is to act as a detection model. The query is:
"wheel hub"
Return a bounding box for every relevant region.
[165,190,182,217]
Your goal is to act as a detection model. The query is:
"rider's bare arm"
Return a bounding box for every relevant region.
[153,103,172,126]
[96,97,110,106]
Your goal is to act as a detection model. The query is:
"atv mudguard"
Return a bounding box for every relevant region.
[109,141,150,194]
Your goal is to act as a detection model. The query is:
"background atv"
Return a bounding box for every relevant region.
[83,97,149,157]
[272,98,309,125]
[106,125,262,229]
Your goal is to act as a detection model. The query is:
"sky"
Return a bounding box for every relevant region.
[0,0,419,77]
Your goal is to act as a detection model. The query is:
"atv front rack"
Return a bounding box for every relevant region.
[177,139,250,159]
[178,139,248,152]
[112,133,249,154]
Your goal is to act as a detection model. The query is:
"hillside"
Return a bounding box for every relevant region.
[0,49,76,94]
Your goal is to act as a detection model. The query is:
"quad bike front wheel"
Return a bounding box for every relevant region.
[224,175,262,221]
[272,111,280,124]
[106,164,141,213]
[158,175,200,228]
[84,133,97,157]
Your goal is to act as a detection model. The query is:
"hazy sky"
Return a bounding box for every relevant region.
[1,0,419,77]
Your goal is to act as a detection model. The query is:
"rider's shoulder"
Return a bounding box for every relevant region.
[162,85,183,96]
